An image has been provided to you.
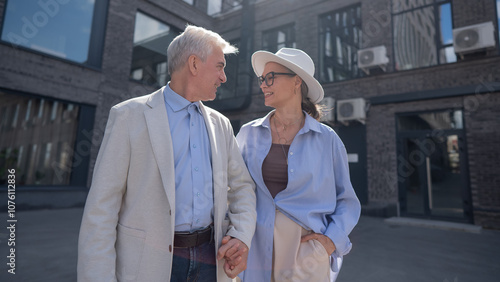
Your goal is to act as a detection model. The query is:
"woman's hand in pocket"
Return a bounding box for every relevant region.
[301,233,336,255]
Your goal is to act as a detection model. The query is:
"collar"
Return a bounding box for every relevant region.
[252,110,322,134]
[163,82,202,114]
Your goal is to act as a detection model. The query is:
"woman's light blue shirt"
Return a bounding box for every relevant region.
[236,111,361,281]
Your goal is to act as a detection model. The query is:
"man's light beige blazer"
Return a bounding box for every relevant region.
[77,88,256,281]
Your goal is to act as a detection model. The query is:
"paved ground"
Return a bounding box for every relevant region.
[338,216,500,282]
[0,208,499,282]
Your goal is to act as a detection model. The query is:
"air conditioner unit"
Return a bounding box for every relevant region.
[319,97,335,122]
[337,98,366,123]
[453,21,495,55]
[357,45,389,74]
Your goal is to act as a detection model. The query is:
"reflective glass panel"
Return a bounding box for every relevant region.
[429,134,464,218]
[393,1,454,70]
[319,5,362,83]
[497,0,500,41]
[262,24,295,52]
[1,0,95,64]
[393,0,434,13]
[439,3,456,63]
[208,0,222,15]
[404,138,425,214]
[0,92,80,186]
[214,41,239,101]
[393,6,437,70]
[402,134,466,219]
[397,109,463,131]
[130,12,181,87]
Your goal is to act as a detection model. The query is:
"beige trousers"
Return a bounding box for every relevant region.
[271,210,331,282]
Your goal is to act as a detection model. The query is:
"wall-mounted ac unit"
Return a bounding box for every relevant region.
[453,21,495,55]
[357,45,389,74]
[319,96,335,122]
[337,98,366,123]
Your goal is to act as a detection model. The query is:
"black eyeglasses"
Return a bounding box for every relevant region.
[258,72,296,87]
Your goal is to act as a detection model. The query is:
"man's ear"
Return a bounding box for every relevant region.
[188,55,198,75]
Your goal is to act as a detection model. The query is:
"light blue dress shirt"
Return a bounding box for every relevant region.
[163,84,213,232]
[236,111,361,281]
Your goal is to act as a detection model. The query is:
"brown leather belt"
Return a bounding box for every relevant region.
[174,225,213,248]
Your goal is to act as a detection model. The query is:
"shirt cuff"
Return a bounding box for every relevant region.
[324,223,352,256]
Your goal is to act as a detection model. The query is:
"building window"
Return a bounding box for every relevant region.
[183,0,243,16]
[0,90,95,187]
[497,0,500,43]
[392,0,455,71]
[319,5,362,83]
[214,41,240,101]
[262,24,296,52]
[130,12,181,88]
[0,0,108,68]
[397,109,463,131]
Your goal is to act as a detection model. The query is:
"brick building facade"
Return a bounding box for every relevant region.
[1,0,499,229]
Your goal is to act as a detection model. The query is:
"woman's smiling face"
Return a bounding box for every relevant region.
[259,62,299,108]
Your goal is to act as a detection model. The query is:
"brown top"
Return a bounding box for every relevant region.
[262,143,290,198]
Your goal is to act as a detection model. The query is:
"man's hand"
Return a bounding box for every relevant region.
[217,236,249,278]
[301,233,336,255]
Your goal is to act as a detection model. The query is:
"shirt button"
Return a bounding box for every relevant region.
[193,144,197,148]
[290,169,294,173]
[194,167,199,171]
[196,219,200,223]
[197,192,200,197]
[289,151,294,155]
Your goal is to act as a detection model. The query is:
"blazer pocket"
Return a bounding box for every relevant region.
[116,223,146,281]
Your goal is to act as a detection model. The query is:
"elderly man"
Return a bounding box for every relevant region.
[78,25,256,282]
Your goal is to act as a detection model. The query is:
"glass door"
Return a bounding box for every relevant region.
[399,133,471,221]
[397,109,472,222]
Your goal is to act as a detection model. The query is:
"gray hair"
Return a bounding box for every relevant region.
[167,25,238,75]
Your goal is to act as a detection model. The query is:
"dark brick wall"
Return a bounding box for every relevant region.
[464,88,500,229]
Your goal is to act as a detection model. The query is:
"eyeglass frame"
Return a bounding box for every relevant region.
[258,71,296,87]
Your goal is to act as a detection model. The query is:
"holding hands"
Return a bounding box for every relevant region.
[217,236,249,278]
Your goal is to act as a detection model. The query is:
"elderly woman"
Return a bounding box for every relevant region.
[236,48,361,281]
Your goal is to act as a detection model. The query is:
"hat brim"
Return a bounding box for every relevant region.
[251,51,324,104]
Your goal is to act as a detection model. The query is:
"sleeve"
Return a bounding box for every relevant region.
[224,122,257,248]
[77,106,131,282]
[323,138,361,269]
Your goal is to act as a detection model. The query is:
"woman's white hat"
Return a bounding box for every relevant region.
[251,48,324,104]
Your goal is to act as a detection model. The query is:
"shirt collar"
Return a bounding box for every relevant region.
[253,110,322,134]
[163,82,201,114]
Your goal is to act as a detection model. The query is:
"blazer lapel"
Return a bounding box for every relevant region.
[144,88,176,210]
[199,103,224,216]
